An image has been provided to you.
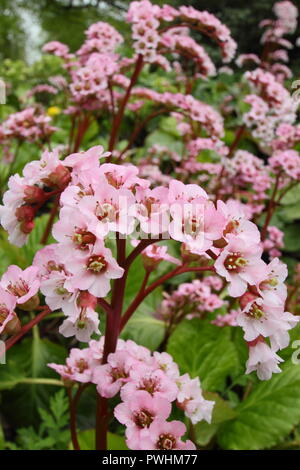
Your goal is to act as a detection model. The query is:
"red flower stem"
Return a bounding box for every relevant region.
[95,237,127,451]
[228,125,245,158]
[68,385,87,451]
[5,306,51,351]
[119,264,215,332]
[261,173,281,242]
[40,196,60,245]
[97,298,113,315]
[108,54,144,154]
[73,114,91,153]
[118,108,167,159]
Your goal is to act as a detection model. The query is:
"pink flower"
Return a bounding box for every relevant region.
[48,348,93,383]
[59,307,100,343]
[176,373,214,424]
[134,186,169,235]
[215,235,267,297]
[121,364,178,402]
[0,286,17,334]
[246,339,283,380]
[141,244,181,271]
[52,206,97,251]
[1,265,40,305]
[63,240,124,297]
[63,146,110,172]
[93,351,137,398]
[237,294,297,345]
[258,257,287,304]
[114,391,171,449]
[139,420,196,450]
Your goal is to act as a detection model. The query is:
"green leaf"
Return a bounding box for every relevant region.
[167,319,238,391]
[75,429,128,450]
[0,337,66,426]
[218,361,300,450]
[280,184,300,206]
[283,224,300,252]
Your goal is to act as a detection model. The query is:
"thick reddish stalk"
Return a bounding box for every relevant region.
[40,196,60,245]
[261,173,280,242]
[95,237,127,450]
[108,55,144,154]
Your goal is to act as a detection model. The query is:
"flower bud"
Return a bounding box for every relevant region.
[239,291,258,310]
[77,291,97,310]
[24,185,45,204]
[43,164,71,189]
[19,293,40,311]
[4,314,21,336]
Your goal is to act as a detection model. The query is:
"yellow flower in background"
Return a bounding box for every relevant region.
[47,106,61,117]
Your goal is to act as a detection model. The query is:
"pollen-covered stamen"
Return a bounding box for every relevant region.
[247,302,265,320]
[133,409,154,428]
[260,276,278,290]
[47,260,66,274]
[95,202,117,222]
[138,377,160,395]
[0,304,9,326]
[73,229,96,249]
[75,359,89,373]
[157,433,176,450]
[224,252,248,273]
[86,255,108,273]
[111,367,128,382]
[223,219,240,236]
[7,279,29,298]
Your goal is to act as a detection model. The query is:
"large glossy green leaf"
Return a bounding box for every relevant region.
[167,319,239,391]
[218,361,300,450]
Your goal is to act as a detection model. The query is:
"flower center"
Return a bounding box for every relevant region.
[157,433,176,450]
[73,229,96,250]
[7,279,29,298]
[224,252,248,272]
[95,202,116,222]
[134,409,154,428]
[138,377,159,395]
[76,359,88,373]
[86,255,107,273]
[247,302,265,320]
[111,367,128,382]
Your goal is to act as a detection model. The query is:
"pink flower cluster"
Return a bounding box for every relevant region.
[132,88,224,138]
[269,149,300,181]
[0,149,70,246]
[262,226,284,259]
[0,265,40,334]
[77,22,123,63]
[49,337,214,450]
[236,257,298,380]
[0,107,56,143]
[156,277,224,324]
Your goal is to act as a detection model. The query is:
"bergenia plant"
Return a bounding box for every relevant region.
[0,0,300,451]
